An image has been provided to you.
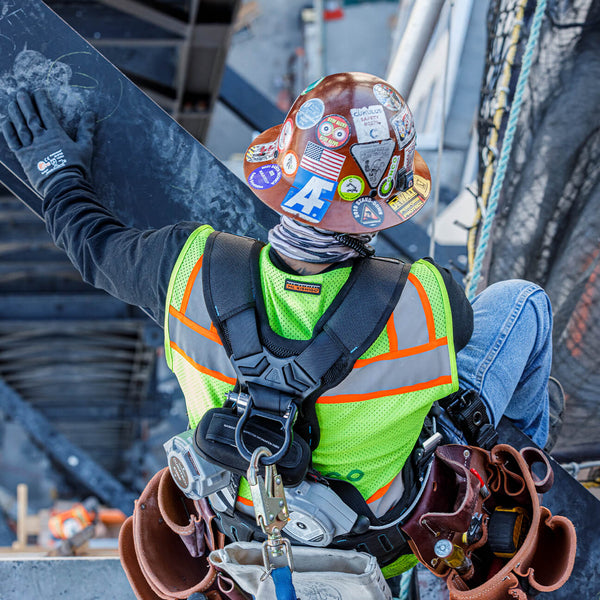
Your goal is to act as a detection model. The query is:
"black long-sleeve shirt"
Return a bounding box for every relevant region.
[43,172,473,349]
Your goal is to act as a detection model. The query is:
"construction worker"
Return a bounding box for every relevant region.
[2,73,555,579]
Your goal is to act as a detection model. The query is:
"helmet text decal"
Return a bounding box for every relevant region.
[281,171,335,223]
[350,104,388,144]
[351,197,384,228]
[378,155,400,199]
[388,188,424,221]
[247,164,282,190]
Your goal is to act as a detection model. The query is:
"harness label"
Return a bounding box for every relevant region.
[285,279,322,295]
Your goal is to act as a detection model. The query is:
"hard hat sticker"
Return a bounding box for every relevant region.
[413,174,431,198]
[281,169,335,223]
[351,196,385,228]
[338,175,365,201]
[301,77,324,95]
[279,118,294,151]
[247,164,282,190]
[317,114,350,148]
[245,140,278,163]
[403,139,416,171]
[388,188,425,221]
[349,139,395,188]
[282,151,299,176]
[300,141,345,181]
[391,109,415,149]
[295,98,325,130]
[350,104,389,144]
[373,83,403,111]
[378,155,400,199]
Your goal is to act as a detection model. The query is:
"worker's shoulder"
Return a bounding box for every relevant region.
[409,256,445,277]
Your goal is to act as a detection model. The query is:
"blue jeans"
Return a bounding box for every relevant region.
[439,280,552,448]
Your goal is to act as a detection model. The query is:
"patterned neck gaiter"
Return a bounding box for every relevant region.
[268,216,376,264]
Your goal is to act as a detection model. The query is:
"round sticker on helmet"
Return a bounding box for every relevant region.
[248,164,282,190]
[338,175,365,201]
[378,176,394,199]
[279,119,294,152]
[282,151,299,176]
[301,77,324,95]
[373,83,403,111]
[351,196,384,228]
[317,114,350,148]
[295,98,325,130]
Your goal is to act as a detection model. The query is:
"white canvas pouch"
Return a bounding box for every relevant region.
[209,541,393,600]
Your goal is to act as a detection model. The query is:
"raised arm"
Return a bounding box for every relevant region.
[2,90,201,325]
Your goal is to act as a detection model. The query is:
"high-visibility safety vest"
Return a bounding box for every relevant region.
[164,225,458,515]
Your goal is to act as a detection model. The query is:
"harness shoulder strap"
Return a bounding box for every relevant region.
[202,230,264,354]
[202,230,411,464]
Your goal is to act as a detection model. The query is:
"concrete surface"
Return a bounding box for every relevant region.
[0,557,135,600]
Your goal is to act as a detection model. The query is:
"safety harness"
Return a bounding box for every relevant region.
[191,232,431,558]
[192,232,496,568]
[196,231,410,475]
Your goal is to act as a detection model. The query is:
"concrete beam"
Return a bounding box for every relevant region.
[0,557,135,600]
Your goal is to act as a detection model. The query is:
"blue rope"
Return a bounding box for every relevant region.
[272,566,298,600]
[467,0,548,300]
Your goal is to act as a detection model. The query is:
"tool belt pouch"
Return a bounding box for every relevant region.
[209,541,393,600]
[118,467,245,600]
[402,444,576,600]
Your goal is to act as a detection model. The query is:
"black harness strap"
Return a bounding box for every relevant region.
[202,230,411,465]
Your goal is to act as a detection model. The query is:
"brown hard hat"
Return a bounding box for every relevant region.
[243,72,431,234]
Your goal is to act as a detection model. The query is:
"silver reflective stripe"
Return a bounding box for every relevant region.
[368,471,405,518]
[321,342,451,399]
[168,312,236,379]
[393,278,430,349]
[184,267,213,330]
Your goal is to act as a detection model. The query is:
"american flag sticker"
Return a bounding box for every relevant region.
[299,142,345,181]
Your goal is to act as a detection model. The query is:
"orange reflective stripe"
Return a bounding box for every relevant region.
[180,255,203,314]
[367,478,394,504]
[169,341,236,385]
[386,316,398,351]
[408,273,435,342]
[169,305,223,345]
[353,337,448,368]
[237,495,253,507]
[317,375,453,404]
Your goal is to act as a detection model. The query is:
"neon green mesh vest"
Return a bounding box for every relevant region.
[164,225,458,517]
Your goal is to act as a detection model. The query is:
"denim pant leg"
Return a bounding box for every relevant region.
[442,280,552,448]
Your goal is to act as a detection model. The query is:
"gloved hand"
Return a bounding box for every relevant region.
[1,89,95,196]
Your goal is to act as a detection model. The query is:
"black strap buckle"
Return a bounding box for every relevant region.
[439,389,498,449]
[234,396,298,465]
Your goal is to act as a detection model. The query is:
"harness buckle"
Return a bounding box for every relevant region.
[247,447,290,535]
[247,447,294,579]
[235,397,298,465]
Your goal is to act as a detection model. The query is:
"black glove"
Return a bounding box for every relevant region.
[1,89,95,196]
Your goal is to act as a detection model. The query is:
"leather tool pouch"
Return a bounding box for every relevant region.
[402,444,577,600]
[118,468,250,600]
